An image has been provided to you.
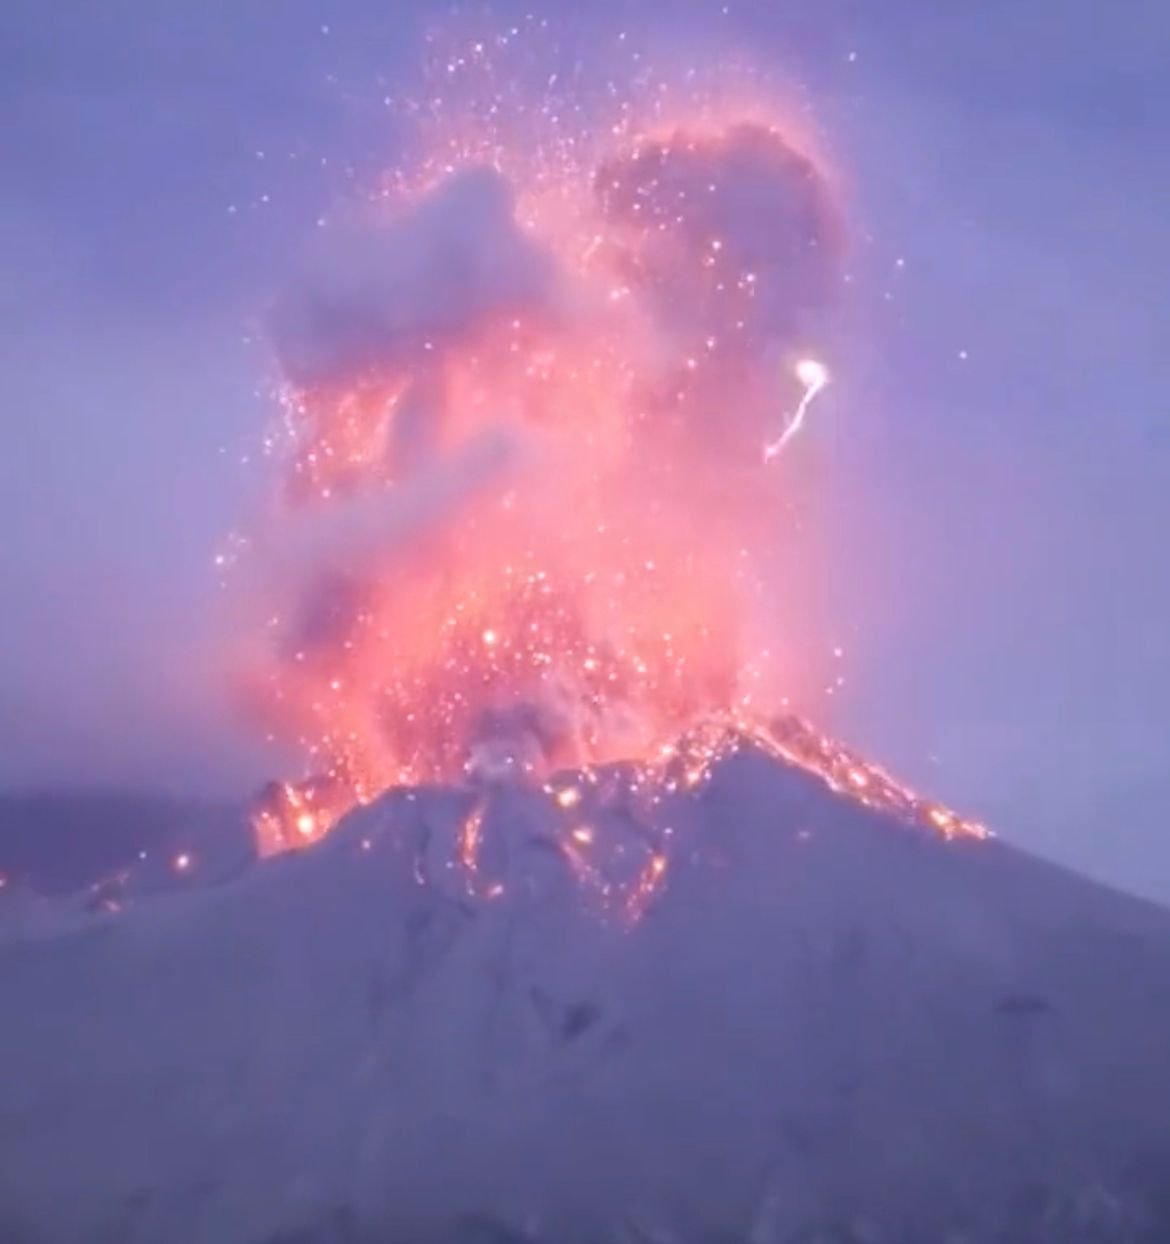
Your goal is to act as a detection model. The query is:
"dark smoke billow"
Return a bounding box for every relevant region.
[597,122,844,354]
[272,167,567,392]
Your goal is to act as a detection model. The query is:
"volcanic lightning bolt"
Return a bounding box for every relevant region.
[764,357,830,462]
[224,20,987,914]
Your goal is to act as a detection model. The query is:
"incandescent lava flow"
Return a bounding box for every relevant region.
[225,29,986,893]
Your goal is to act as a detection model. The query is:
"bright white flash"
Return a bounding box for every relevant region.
[764,358,830,463]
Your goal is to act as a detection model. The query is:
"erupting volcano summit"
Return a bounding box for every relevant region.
[5,28,1170,1244]
[220,27,980,869]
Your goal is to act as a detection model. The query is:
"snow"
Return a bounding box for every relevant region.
[2,746,1170,1242]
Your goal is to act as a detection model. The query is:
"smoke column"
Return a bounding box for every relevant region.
[225,30,848,853]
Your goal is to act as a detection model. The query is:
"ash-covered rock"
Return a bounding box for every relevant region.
[3,749,1170,1243]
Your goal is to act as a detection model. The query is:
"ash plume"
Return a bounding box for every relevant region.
[272,166,566,391]
[253,168,561,648]
[596,122,844,357]
[232,68,849,848]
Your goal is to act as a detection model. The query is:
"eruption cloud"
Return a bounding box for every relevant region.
[226,28,985,874]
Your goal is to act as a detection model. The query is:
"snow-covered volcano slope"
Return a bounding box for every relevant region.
[3,745,1170,1243]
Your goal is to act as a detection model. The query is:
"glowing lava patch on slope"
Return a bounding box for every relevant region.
[225,23,987,883]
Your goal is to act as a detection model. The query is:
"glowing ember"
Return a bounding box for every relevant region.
[227,22,987,893]
[458,802,487,888]
[626,851,671,924]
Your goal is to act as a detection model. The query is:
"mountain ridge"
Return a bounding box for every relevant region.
[2,744,1170,1242]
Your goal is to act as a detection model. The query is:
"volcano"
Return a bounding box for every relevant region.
[3,737,1170,1244]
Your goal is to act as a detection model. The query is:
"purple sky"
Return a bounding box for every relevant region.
[1,0,1166,900]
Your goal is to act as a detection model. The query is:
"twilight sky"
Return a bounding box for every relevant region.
[1,0,1166,900]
